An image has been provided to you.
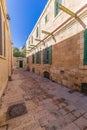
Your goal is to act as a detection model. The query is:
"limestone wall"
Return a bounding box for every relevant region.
[13,57,27,69]
[26,0,87,90]
[0,0,12,98]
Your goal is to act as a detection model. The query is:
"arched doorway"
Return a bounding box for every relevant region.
[19,61,23,68]
[43,71,50,79]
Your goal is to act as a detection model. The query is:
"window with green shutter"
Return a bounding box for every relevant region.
[45,15,48,24]
[36,51,41,64]
[43,49,46,64]
[36,27,39,37]
[32,54,35,64]
[0,8,2,55]
[31,36,33,43]
[48,46,52,64]
[43,46,52,64]
[84,29,87,65]
[54,0,62,17]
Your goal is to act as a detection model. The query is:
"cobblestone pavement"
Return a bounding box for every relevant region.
[0,69,87,130]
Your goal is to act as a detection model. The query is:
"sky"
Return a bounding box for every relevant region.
[6,0,48,48]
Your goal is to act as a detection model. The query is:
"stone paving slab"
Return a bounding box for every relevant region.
[74,117,87,130]
[62,123,80,130]
[0,69,87,130]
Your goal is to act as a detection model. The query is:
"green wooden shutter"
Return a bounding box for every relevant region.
[31,36,33,43]
[36,52,38,64]
[48,46,52,64]
[32,54,34,64]
[43,49,46,64]
[84,29,87,65]
[58,0,62,12]
[45,15,48,24]
[36,52,41,64]
[39,51,41,64]
[36,27,38,37]
[0,8,2,55]
[54,0,62,17]
[54,0,58,17]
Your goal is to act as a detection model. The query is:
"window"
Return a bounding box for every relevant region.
[36,51,41,64]
[43,46,52,64]
[36,27,39,37]
[32,54,35,64]
[84,29,87,65]
[0,8,2,55]
[3,21,6,57]
[54,0,62,17]
[31,36,33,43]
[29,40,30,45]
[45,15,48,24]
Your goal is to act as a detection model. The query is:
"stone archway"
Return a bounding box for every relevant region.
[43,71,50,79]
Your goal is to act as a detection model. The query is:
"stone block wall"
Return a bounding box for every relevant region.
[26,0,87,91]
[27,30,87,91]
[0,0,12,98]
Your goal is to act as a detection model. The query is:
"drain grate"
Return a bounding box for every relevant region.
[7,103,27,120]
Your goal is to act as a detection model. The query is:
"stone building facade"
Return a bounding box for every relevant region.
[26,0,87,91]
[0,0,12,98]
[13,57,27,69]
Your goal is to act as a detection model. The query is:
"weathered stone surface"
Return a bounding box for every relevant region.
[74,117,87,130]
[62,123,80,130]
[0,69,87,130]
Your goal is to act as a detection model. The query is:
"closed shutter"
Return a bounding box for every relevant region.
[36,52,38,63]
[31,36,33,43]
[84,29,87,65]
[48,46,52,64]
[36,52,41,64]
[39,51,41,64]
[43,49,46,64]
[36,27,38,37]
[54,0,58,17]
[0,8,2,55]
[32,54,34,64]
[45,15,48,24]
[58,0,62,12]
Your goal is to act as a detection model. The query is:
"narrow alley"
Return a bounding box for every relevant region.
[0,69,87,130]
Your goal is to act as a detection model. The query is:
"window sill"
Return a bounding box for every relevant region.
[79,65,87,70]
[0,55,7,60]
[53,11,63,23]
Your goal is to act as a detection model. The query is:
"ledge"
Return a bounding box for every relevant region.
[79,65,87,70]
[0,55,7,60]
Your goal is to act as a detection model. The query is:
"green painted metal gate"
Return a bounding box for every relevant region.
[19,61,23,68]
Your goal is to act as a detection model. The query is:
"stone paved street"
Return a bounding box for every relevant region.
[0,69,87,130]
